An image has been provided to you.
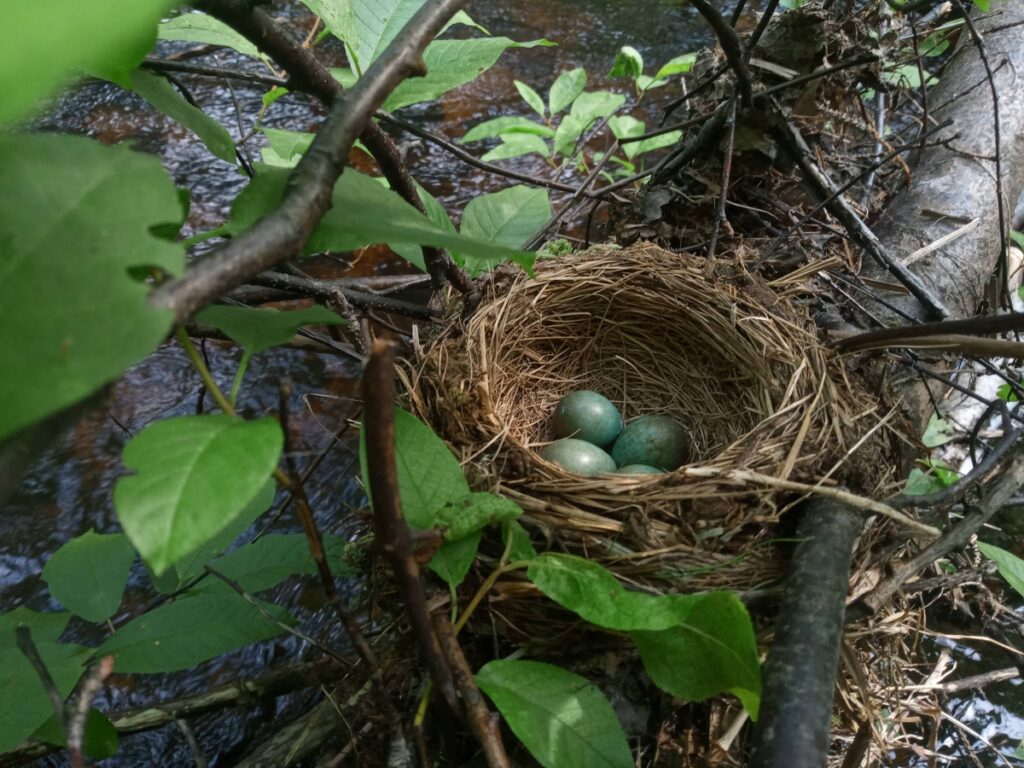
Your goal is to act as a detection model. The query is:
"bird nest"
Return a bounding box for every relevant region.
[403,243,892,601]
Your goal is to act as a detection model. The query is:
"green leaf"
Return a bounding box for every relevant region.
[300,0,357,61]
[158,12,265,61]
[360,408,469,529]
[549,67,587,115]
[609,115,645,158]
[922,414,956,448]
[481,134,551,162]
[96,590,293,673]
[129,70,237,164]
[389,183,456,272]
[260,128,315,166]
[0,0,170,126]
[608,46,643,80]
[435,492,523,541]
[902,467,943,496]
[476,660,633,768]
[33,709,119,759]
[228,168,535,274]
[429,533,483,587]
[1011,230,1024,250]
[43,531,136,623]
[168,478,276,587]
[462,117,555,143]
[502,520,538,563]
[195,533,352,593]
[353,0,436,69]
[456,186,551,277]
[385,38,555,112]
[0,134,183,441]
[0,609,89,753]
[977,542,1024,599]
[515,80,546,118]
[571,91,627,126]
[653,53,697,80]
[631,131,682,157]
[114,415,284,576]
[528,553,698,631]
[631,592,761,718]
[196,305,347,354]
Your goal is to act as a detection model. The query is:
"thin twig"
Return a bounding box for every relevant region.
[707,94,737,260]
[15,627,67,733]
[67,656,115,768]
[688,0,755,105]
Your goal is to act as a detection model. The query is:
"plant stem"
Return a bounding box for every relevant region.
[228,350,251,407]
[176,326,235,415]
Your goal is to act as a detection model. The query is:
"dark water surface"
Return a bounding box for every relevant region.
[5,1,1022,765]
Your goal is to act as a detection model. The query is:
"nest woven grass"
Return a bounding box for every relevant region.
[404,243,890,598]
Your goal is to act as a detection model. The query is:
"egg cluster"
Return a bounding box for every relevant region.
[539,391,689,477]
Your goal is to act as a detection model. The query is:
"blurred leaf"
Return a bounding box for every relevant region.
[129,70,237,164]
[33,709,118,759]
[96,589,293,673]
[481,134,550,162]
[515,80,546,118]
[194,533,352,593]
[977,542,1024,599]
[921,414,955,448]
[476,660,633,768]
[549,67,587,115]
[653,53,697,80]
[608,45,643,80]
[0,0,171,126]
[462,117,555,143]
[196,305,347,354]
[43,531,136,623]
[114,415,283,575]
[0,134,183,441]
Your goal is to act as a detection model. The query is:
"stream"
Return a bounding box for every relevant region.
[3,1,1021,765]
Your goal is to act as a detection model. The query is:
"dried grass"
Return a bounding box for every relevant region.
[403,243,895,598]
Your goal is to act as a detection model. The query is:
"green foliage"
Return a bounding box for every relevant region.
[196,533,352,593]
[33,709,119,759]
[609,115,682,159]
[0,133,183,441]
[609,46,644,81]
[96,589,293,673]
[114,415,284,575]
[481,134,551,162]
[549,68,587,115]
[385,38,554,111]
[997,380,1021,401]
[197,305,348,354]
[464,117,556,143]
[502,520,539,563]
[527,554,761,716]
[554,91,627,157]
[902,459,959,496]
[457,186,552,276]
[921,414,955,448]
[260,128,316,167]
[0,609,90,753]
[226,167,536,275]
[158,12,268,62]
[0,0,171,126]
[1011,229,1024,250]
[476,660,633,768]
[42,531,136,623]
[515,80,546,118]
[976,542,1024,599]
[128,70,238,164]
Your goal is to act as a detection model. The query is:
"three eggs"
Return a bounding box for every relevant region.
[540,391,689,476]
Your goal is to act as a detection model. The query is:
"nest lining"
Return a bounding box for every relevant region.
[404,243,890,592]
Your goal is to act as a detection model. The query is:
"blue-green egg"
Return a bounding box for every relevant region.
[552,390,622,447]
[611,414,689,471]
[540,438,617,476]
[614,464,664,475]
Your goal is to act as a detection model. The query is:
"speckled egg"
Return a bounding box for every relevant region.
[611,414,689,471]
[540,438,617,476]
[552,390,622,447]
[614,464,664,475]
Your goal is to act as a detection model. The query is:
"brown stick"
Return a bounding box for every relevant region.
[361,340,460,714]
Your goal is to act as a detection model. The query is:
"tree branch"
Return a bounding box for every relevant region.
[187,0,470,296]
[152,0,469,322]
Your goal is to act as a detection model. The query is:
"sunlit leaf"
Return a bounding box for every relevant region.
[476,660,633,768]
[1,0,171,126]
[456,185,551,277]
[608,46,643,80]
[515,80,546,118]
[114,415,284,575]
[0,134,183,441]
[481,134,550,162]
[462,117,555,143]
[653,52,697,80]
[921,414,955,448]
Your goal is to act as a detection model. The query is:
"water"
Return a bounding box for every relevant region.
[6,1,1022,765]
